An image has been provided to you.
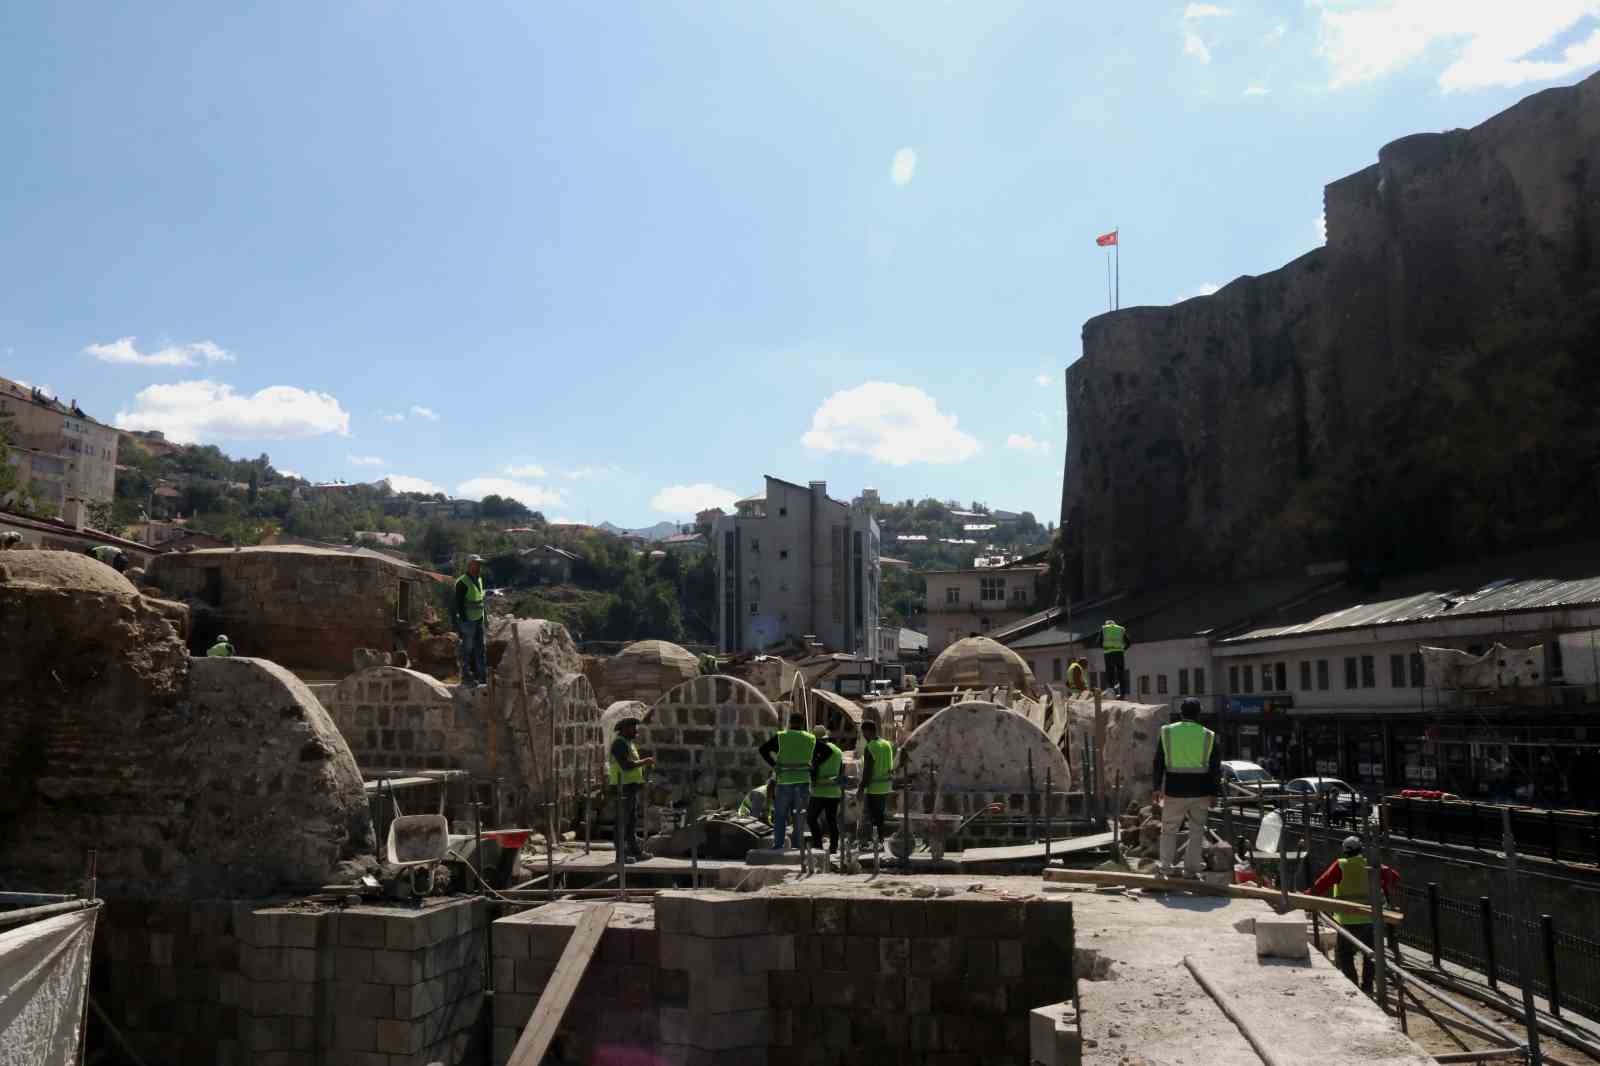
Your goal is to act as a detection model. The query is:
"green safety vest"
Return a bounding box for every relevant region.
[1102,621,1126,652]
[737,784,768,817]
[608,740,644,787]
[88,546,118,563]
[456,573,485,622]
[774,729,817,786]
[206,641,234,657]
[864,738,895,795]
[812,742,844,799]
[1333,856,1371,926]
[1160,721,1215,773]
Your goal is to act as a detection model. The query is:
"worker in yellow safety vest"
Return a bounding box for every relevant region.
[452,555,488,687]
[608,717,654,862]
[857,719,895,843]
[757,712,823,850]
[1312,836,1400,992]
[1101,619,1127,694]
[206,634,235,657]
[806,725,846,854]
[1152,697,1220,879]
[1066,658,1088,693]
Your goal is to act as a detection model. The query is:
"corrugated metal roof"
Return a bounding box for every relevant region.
[1223,575,1600,643]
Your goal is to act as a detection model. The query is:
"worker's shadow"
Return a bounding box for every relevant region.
[1145,894,1232,913]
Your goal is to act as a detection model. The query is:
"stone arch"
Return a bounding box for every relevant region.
[788,674,812,728]
[810,689,877,754]
[552,674,604,824]
[643,675,781,807]
[897,700,1072,835]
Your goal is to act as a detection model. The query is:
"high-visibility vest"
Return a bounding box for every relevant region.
[1066,662,1086,689]
[864,738,895,795]
[812,742,844,799]
[1160,721,1215,774]
[1333,856,1372,926]
[207,641,234,657]
[456,573,485,622]
[88,545,118,564]
[608,740,644,787]
[1102,621,1126,652]
[774,729,817,786]
[738,784,768,818]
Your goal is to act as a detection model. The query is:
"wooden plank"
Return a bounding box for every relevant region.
[507,903,615,1066]
[1043,867,1404,924]
[958,832,1116,865]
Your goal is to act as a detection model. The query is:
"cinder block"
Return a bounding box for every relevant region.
[334,981,394,1018]
[906,976,932,1014]
[964,939,997,976]
[370,949,423,985]
[911,938,960,977]
[335,947,375,983]
[383,914,421,952]
[339,913,390,949]
[334,1015,378,1052]
[846,936,878,975]
[879,936,910,974]
[284,947,318,983]
[766,897,813,934]
[493,1025,519,1066]
[813,897,849,935]
[278,912,324,949]
[528,923,575,961]
[739,934,794,975]
[495,992,536,1029]
[1255,915,1309,960]
[952,898,1025,938]
[692,973,768,1014]
[654,893,696,934]
[492,955,514,994]
[424,905,458,948]
[375,1018,420,1055]
[996,939,1023,978]
[693,896,769,939]
[768,971,810,1008]
[514,958,555,995]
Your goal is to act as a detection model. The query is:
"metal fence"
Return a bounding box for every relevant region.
[1387,796,1600,866]
[1393,881,1600,1021]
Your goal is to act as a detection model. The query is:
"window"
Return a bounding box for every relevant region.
[750,538,760,552]
[1242,665,1255,693]
[397,581,411,623]
[1194,668,1205,694]
[1274,663,1287,691]
[1344,657,1358,689]
[1011,587,1029,603]
[1138,675,1151,695]
[1390,654,1406,687]
[1409,652,1424,687]
[1317,660,1329,690]
[1179,668,1190,695]
[1361,655,1376,688]
[979,576,1006,601]
[1228,665,1239,693]
[750,602,759,615]
[946,587,960,604]
[1157,674,1168,694]
[777,507,787,517]
[1052,658,1063,681]
[778,549,789,560]
[1299,661,1311,691]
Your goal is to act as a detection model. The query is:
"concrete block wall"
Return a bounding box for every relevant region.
[94,897,487,1066]
[490,889,1075,1066]
[328,666,514,776]
[642,675,783,808]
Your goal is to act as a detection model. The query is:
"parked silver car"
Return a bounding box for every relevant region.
[1282,776,1362,815]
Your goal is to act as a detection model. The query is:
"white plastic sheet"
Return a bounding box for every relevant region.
[0,907,99,1066]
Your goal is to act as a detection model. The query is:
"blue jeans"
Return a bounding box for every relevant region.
[457,618,487,684]
[772,782,810,850]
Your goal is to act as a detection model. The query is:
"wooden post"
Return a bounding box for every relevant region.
[1502,808,1544,1066]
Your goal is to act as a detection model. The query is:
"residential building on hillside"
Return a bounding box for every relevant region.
[0,376,118,526]
[712,476,880,657]
[923,562,1045,653]
[877,625,928,662]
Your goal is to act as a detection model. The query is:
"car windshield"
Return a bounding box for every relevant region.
[1232,768,1270,783]
[1316,781,1352,794]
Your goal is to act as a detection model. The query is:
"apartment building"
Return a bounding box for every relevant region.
[0,376,118,525]
[923,563,1045,654]
[712,476,880,657]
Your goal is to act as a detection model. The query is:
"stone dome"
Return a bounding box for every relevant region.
[604,639,701,703]
[923,636,1039,694]
[0,548,139,597]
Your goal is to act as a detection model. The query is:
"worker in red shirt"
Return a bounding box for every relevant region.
[1311,835,1401,992]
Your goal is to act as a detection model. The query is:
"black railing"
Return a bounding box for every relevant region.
[1388,796,1600,866]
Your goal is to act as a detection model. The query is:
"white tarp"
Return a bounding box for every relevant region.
[1421,643,1543,690]
[0,907,99,1066]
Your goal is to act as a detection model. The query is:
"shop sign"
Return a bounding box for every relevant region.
[1316,760,1338,774]
[1239,724,1260,736]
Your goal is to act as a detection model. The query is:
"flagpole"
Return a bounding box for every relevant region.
[1115,227,1120,310]
[1105,253,1112,312]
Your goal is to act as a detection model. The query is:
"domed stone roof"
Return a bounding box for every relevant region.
[0,549,138,597]
[923,636,1038,694]
[604,639,701,703]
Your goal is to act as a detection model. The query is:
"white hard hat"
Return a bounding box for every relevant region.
[1343,835,1362,854]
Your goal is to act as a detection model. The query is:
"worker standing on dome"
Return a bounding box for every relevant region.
[1101,619,1127,695]
[453,554,488,688]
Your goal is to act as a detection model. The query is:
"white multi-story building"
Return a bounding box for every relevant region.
[0,377,119,526]
[713,476,880,657]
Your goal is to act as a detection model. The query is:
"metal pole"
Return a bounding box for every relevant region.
[1045,765,1054,866]
[1479,896,1498,990]
[1502,807,1544,1066]
[690,749,700,888]
[1365,834,1388,1008]
[1540,915,1561,1019]
[1428,882,1442,968]
[1027,749,1038,842]
[616,786,626,900]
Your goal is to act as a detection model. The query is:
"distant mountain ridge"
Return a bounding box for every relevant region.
[598,520,680,542]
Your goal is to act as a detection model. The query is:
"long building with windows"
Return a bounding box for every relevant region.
[0,376,119,525]
[922,562,1046,654]
[711,476,880,658]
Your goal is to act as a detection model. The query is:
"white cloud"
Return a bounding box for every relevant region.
[1316,212,1327,243]
[1181,282,1221,300]
[1006,433,1051,454]
[1243,83,1270,95]
[277,468,300,479]
[503,463,548,478]
[650,483,739,515]
[801,382,981,466]
[114,380,351,444]
[890,147,917,186]
[348,454,385,466]
[409,405,439,421]
[379,412,405,423]
[1034,373,1053,387]
[384,474,442,495]
[1183,32,1213,63]
[1183,3,1233,16]
[1265,22,1288,43]
[85,336,236,367]
[455,476,564,509]
[1317,1,1600,91]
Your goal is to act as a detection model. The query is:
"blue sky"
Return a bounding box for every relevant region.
[5,2,1598,526]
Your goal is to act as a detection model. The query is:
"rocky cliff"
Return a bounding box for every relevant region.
[1061,73,1600,598]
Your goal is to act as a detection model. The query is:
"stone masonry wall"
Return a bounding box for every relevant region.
[328,667,516,778]
[491,888,1075,1066]
[642,675,783,808]
[94,896,486,1066]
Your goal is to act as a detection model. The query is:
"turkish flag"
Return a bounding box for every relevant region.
[1096,230,1118,247]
